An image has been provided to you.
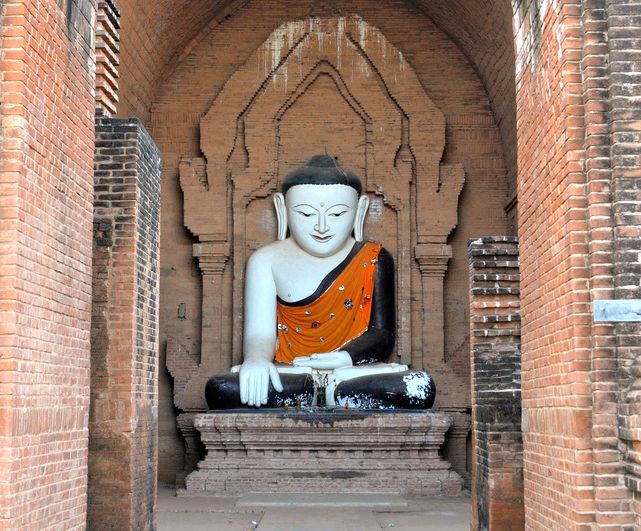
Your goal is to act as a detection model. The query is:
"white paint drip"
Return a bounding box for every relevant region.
[337,17,345,70]
[257,14,409,93]
[358,17,368,49]
[336,393,393,410]
[261,19,306,89]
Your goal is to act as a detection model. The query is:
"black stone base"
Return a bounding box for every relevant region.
[205,370,435,410]
[335,370,435,409]
[205,373,314,409]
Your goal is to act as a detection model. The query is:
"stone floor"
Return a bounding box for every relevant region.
[157,487,471,530]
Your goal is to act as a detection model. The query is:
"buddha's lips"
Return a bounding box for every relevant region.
[311,234,333,242]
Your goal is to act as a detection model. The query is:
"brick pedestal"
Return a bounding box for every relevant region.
[184,410,462,496]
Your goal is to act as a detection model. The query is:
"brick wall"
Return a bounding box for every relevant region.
[95,0,121,115]
[2,0,640,528]
[88,114,161,529]
[0,1,96,528]
[580,1,633,527]
[413,0,518,228]
[116,0,240,124]
[515,0,641,528]
[514,0,598,527]
[468,237,523,530]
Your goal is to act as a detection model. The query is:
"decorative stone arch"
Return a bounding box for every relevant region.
[176,15,464,398]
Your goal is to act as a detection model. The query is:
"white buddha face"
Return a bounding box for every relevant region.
[285,184,359,257]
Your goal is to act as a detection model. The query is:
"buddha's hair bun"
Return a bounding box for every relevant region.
[281,155,362,195]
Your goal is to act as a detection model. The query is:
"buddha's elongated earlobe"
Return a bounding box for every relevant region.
[353,195,370,242]
[274,192,288,240]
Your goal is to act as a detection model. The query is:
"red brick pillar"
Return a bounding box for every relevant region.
[469,237,523,530]
[0,1,96,528]
[88,114,161,530]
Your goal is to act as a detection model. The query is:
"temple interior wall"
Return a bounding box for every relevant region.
[148,0,510,485]
[115,0,517,230]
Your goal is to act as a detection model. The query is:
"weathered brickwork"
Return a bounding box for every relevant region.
[580,3,619,529]
[95,0,121,115]
[606,1,641,525]
[114,0,518,235]
[468,237,523,530]
[0,1,96,529]
[88,115,161,530]
[412,1,518,229]
[515,1,598,528]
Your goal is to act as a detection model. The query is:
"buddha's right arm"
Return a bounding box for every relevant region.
[240,251,283,406]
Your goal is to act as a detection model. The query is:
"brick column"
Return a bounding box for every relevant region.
[415,243,452,368]
[605,1,641,521]
[194,242,230,374]
[89,115,161,530]
[468,236,523,530]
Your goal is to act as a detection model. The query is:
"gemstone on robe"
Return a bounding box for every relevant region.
[344,299,353,309]
[311,320,320,329]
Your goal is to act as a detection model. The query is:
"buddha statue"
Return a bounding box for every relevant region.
[206,155,435,409]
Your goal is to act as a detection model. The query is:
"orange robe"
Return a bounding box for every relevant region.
[274,242,382,364]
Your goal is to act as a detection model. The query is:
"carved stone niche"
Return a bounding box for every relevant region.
[167,15,464,479]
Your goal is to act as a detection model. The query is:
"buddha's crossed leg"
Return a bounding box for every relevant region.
[206,365,435,410]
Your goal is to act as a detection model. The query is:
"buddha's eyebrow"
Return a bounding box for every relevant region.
[292,203,318,211]
[326,203,352,209]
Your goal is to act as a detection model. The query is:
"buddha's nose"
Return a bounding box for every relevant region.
[315,213,329,234]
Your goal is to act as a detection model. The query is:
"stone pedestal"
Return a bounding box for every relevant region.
[184,410,462,497]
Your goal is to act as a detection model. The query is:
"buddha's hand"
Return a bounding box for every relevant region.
[239,358,284,407]
[292,350,353,369]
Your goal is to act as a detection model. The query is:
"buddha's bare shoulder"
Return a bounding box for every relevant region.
[247,239,293,266]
